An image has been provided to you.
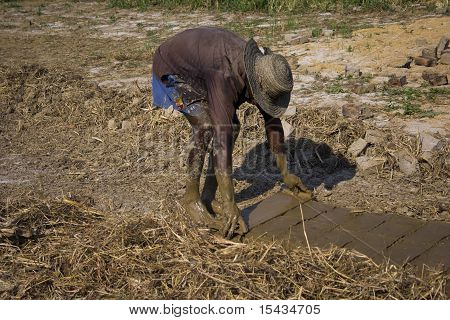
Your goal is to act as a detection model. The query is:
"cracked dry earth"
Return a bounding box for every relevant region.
[0,1,449,227]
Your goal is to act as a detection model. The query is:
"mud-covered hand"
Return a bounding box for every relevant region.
[215,173,248,239]
[221,201,248,239]
[283,173,309,193]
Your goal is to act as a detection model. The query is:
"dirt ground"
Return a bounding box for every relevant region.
[0,1,449,299]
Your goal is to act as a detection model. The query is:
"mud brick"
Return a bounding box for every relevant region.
[318,207,351,226]
[344,239,387,263]
[248,209,302,239]
[387,221,450,264]
[414,56,436,67]
[338,213,387,233]
[290,215,341,247]
[303,200,334,215]
[372,214,424,247]
[410,237,450,271]
[308,227,355,248]
[243,192,298,229]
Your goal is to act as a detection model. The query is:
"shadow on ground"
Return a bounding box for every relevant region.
[233,137,356,203]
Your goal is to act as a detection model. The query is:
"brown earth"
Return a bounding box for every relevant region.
[0,1,449,299]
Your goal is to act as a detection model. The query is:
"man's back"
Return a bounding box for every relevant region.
[152,27,247,109]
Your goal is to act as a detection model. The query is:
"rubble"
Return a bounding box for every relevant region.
[436,36,449,58]
[414,56,436,67]
[396,150,418,175]
[355,156,384,172]
[439,52,450,65]
[387,75,407,87]
[365,129,384,144]
[281,119,294,137]
[341,103,363,118]
[422,72,448,86]
[348,138,368,157]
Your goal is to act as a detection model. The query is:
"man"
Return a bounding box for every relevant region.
[152,27,310,238]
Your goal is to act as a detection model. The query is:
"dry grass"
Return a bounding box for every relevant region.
[0,65,448,299]
[0,197,447,299]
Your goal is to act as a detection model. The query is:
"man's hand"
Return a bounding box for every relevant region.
[283,173,308,193]
[221,201,248,239]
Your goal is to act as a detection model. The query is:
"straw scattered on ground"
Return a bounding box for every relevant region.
[0,196,447,299]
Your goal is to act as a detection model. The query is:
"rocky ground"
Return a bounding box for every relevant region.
[0,1,449,223]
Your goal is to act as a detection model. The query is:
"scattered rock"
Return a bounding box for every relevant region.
[436,36,449,58]
[420,133,444,163]
[387,74,407,87]
[356,156,384,172]
[286,35,310,45]
[439,52,450,65]
[395,57,413,69]
[348,138,369,157]
[345,65,361,77]
[107,119,118,130]
[420,133,444,153]
[321,29,334,37]
[370,76,390,86]
[281,120,294,137]
[396,150,418,175]
[365,129,384,144]
[414,56,436,67]
[422,72,448,86]
[282,105,296,117]
[422,47,437,59]
[342,103,363,118]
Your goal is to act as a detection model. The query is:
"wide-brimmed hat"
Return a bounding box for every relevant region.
[244,38,293,118]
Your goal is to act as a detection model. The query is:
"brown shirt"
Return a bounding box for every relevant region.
[153,27,247,125]
[153,27,284,172]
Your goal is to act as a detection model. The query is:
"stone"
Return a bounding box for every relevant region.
[345,65,361,77]
[365,129,384,144]
[395,57,413,69]
[422,47,437,59]
[348,138,369,157]
[370,76,390,85]
[396,150,418,175]
[422,72,448,86]
[420,133,444,153]
[436,36,449,58]
[107,119,117,130]
[342,103,363,118]
[439,52,450,65]
[387,75,407,87]
[284,34,310,45]
[281,120,294,137]
[356,156,384,172]
[322,29,334,37]
[414,56,436,67]
[282,105,296,117]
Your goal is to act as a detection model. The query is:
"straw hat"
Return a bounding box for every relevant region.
[244,38,293,118]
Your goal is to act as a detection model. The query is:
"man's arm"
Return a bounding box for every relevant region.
[261,111,309,194]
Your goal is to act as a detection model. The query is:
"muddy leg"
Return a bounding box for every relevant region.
[181,106,219,227]
[201,115,240,216]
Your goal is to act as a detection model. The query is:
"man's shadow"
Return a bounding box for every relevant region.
[233,137,356,203]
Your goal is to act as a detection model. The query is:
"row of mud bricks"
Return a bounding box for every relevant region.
[242,192,449,291]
